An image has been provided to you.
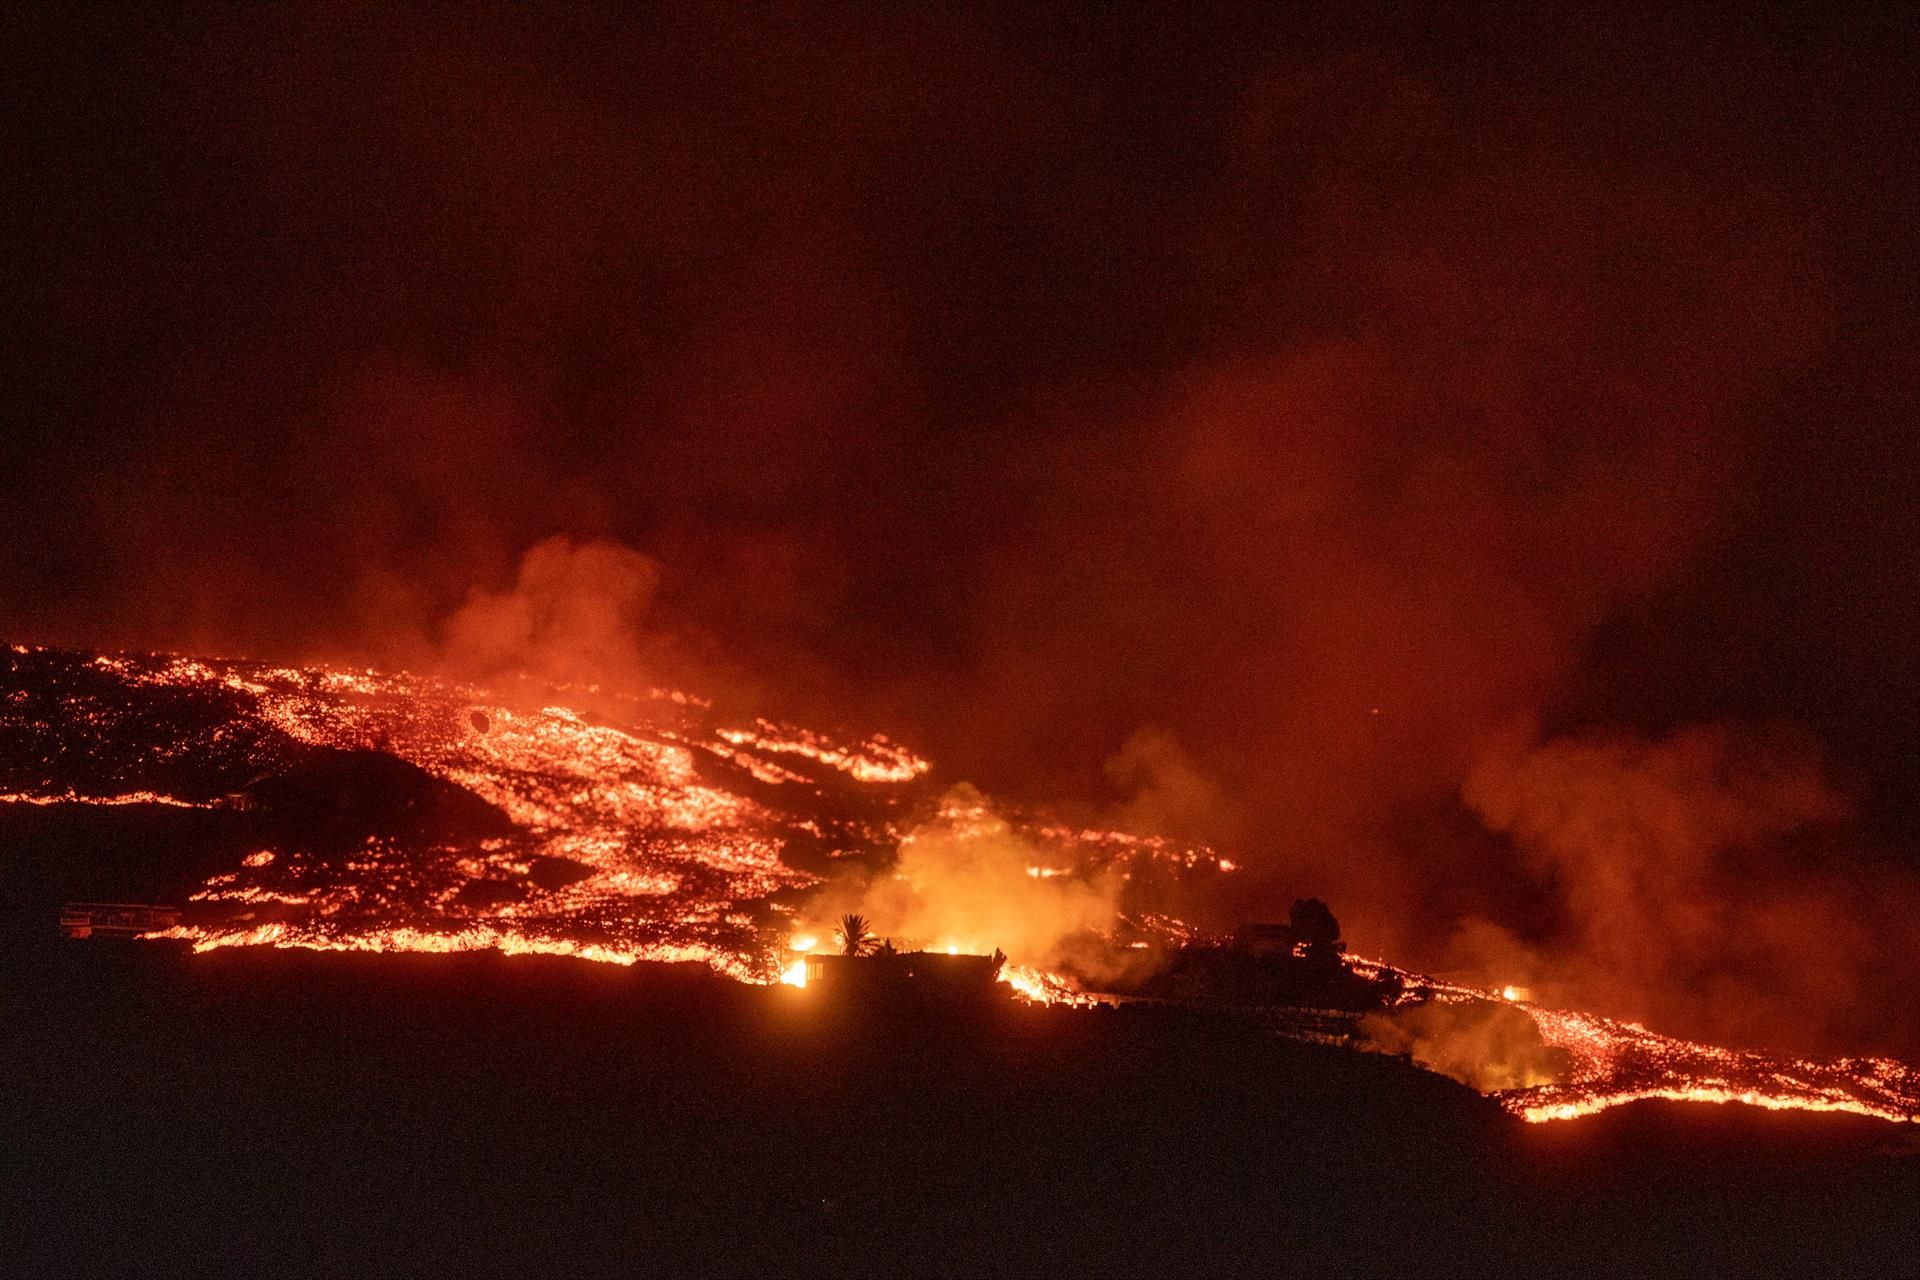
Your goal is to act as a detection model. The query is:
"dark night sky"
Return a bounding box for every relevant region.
[6,4,1920,1049]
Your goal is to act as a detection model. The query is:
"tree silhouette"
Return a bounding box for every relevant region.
[1289,898,1345,970]
[837,913,877,956]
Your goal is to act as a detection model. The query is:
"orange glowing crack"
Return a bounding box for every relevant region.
[0,789,212,808]
[715,720,930,783]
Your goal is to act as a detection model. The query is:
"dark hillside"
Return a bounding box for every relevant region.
[5,940,1917,1277]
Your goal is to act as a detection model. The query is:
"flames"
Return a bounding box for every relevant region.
[778,933,817,987]
[7,646,1918,1128]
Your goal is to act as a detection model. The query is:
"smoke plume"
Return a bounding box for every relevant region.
[6,8,1920,1053]
[805,785,1123,968]
[1361,1000,1573,1092]
[1462,724,1920,1053]
[1102,728,1240,846]
[442,536,662,689]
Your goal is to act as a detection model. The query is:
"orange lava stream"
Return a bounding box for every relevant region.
[143,922,762,982]
[1516,1086,1920,1125]
[1350,956,1920,1126]
[1511,1006,1920,1126]
[1000,963,1105,1007]
[20,649,1916,1126]
[0,789,211,808]
[715,720,930,784]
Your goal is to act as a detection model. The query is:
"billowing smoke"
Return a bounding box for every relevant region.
[1459,724,1920,1055]
[1361,1000,1572,1093]
[802,785,1123,969]
[441,536,662,689]
[1102,728,1240,847]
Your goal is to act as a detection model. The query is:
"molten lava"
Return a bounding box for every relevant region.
[0,648,1226,989]
[1349,957,1920,1126]
[5,644,1917,1128]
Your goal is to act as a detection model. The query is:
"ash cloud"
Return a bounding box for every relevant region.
[6,9,1920,1052]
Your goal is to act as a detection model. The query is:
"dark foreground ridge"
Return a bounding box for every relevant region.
[3,651,1918,1274]
[5,939,1918,1278]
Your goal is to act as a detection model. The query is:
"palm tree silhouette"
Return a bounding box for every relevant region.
[837,913,877,957]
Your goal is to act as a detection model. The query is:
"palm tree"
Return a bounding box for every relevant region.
[837,913,876,957]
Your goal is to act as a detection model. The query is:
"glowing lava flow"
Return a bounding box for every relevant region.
[2,650,915,981]
[1510,1006,1920,1125]
[1001,963,1103,1007]
[716,720,930,784]
[1,649,1216,994]
[143,921,755,978]
[9,645,1916,1126]
[0,789,211,808]
[1349,956,1920,1126]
